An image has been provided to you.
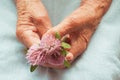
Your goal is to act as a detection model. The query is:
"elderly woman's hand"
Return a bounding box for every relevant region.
[16,0,112,69]
[42,0,112,68]
[16,0,52,48]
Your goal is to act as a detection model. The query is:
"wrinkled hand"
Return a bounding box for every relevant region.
[16,0,112,69]
[16,0,51,48]
[42,0,112,69]
[42,22,96,69]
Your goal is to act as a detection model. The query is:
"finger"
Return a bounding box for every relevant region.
[65,28,94,62]
[16,26,40,48]
[28,0,52,36]
[65,37,87,63]
[61,34,70,42]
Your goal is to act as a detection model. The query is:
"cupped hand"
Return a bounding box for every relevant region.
[41,23,97,69]
[16,0,52,48]
[41,0,112,68]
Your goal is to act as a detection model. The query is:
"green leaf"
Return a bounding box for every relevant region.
[64,60,71,68]
[62,42,71,49]
[55,32,61,39]
[61,49,68,56]
[30,65,38,72]
[24,48,28,54]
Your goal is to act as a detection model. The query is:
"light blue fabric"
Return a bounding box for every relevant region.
[0,0,120,80]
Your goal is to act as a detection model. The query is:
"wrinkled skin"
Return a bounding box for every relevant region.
[16,0,52,48]
[16,0,112,69]
[42,0,112,68]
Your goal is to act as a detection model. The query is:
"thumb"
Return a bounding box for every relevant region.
[65,39,86,63]
[65,31,87,63]
[65,28,94,63]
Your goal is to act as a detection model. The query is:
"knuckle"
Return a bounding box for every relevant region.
[16,28,23,39]
[16,25,26,40]
[34,15,47,23]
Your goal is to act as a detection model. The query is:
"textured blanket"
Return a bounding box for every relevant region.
[0,0,120,80]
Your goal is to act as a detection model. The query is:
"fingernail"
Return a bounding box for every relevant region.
[65,52,74,62]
